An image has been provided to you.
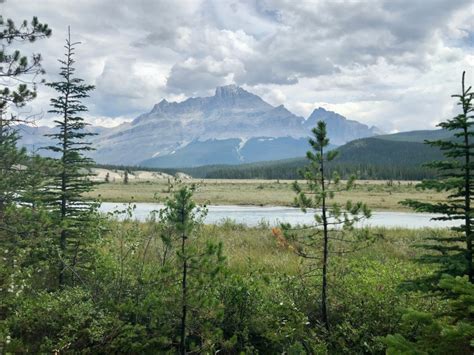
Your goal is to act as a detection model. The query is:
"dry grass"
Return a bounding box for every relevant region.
[85,179,448,212]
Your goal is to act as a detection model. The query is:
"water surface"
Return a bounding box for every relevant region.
[99,202,460,229]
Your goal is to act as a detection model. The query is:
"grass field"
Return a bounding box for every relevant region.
[85,179,448,211]
[199,223,437,275]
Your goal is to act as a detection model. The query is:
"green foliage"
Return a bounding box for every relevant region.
[384,72,474,354]
[1,207,462,354]
[0,15,50,217]
[384,275,474,354]
[19,153,57,208]
[0,15,51,116]
[132,135,444,181]
[403,71,473,285]
[3,287,117,353]
[43,29,98,287]
[160,186,225,353]
[0,124,27,215]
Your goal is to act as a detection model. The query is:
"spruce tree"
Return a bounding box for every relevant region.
[278,121,371,331]
[385,72,474,353]
[20,153,56,209]
[403,71,473,284]
[44,28,97,286]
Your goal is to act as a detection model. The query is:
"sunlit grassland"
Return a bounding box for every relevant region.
[86,179,448,211]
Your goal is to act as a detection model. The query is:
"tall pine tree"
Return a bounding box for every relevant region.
[403,71,473,284]
[44,28,97,286]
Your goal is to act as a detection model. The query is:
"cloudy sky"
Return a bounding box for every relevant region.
[2,0,473,132]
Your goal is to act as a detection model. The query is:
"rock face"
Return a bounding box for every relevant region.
[304,107,381,146]
[92,85,307,165]
[17,85,382,167]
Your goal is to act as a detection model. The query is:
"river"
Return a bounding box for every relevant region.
[99,202,460,229]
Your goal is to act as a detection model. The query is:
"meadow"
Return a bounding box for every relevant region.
[85,178,448,211]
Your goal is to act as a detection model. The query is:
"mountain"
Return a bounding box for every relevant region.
[140,136,333,168]
[15,124,108,158]
[17,85,381,166]
[93,85,379,166]
[304,107,381,145]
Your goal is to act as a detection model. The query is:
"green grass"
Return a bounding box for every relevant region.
[204,225,436,273]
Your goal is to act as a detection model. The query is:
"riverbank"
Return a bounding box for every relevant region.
[85,179,447,212]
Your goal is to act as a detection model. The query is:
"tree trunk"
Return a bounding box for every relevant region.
[320,145,330,332]
[463,118,472,283]
[180,206,188,354]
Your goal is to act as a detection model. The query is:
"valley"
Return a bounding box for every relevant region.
[2,2,472,351]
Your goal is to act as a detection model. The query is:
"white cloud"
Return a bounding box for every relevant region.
[1,0,472,131]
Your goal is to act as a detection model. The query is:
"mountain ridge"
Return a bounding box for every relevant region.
[17,85,382,166]
[161,129,447,180]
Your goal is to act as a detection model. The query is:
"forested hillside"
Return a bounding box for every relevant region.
[159,134,444,180]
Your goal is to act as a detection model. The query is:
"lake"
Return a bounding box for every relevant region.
[99,202,460,229]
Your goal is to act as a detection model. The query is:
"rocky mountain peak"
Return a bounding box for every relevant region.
[308,107,346,121]
[214,84,245,98]
[304,107,382,145]
[211,84,271,111]
[151,99,170,112]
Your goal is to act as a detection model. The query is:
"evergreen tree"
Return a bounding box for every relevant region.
[0,123,26,217]
[403,71,473,284]
[278,121,371,331]
[384,274,474,354]
[20,153,56,209]
[0,15,51,123]
[0,15,51,217]
[160,186,225,354]
[44,28,97,286]
[385,72,474,353]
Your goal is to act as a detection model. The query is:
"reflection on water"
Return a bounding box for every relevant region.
[99,202,460,229]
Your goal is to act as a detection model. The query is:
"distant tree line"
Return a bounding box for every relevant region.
[172,162,438,181]
[97,161,438,181]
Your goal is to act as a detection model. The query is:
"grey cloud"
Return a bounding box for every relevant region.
[166,56,243,95]
[1,0,472,131]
